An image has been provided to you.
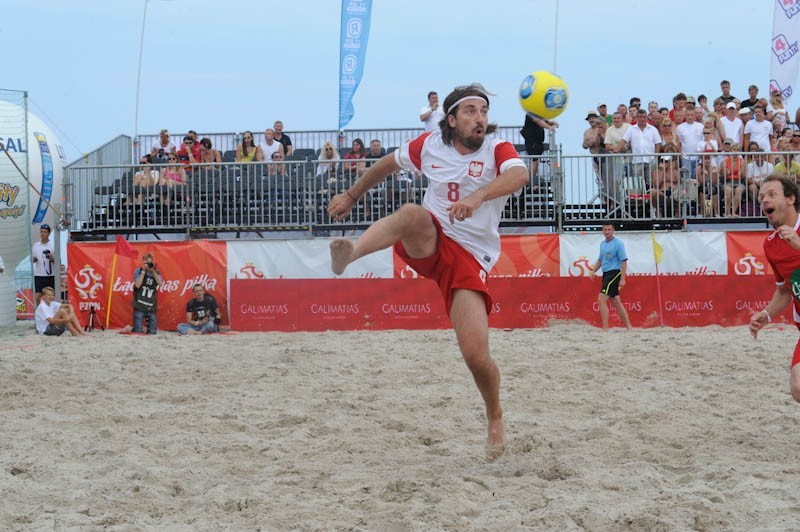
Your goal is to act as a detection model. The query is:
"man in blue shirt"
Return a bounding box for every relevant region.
[591,222,633,331]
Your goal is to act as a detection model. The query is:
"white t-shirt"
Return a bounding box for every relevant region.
[151,140,175,159]
[767,104,789,128]
[622,124,662,163]
[395,131,525,271]
[259,140,282,161]
[35,300,61,334]
[696,139,723,167]
[604,123,629,147]
[675,121,704,159]
[745,160,775,183]
[720,116,744,145]
[420,106,445,132]
[744,119,774,152]
[32,239,55,277]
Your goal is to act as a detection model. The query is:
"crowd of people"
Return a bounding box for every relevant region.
[583,80,800,218]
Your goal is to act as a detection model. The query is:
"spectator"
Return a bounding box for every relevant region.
[718,80,736,104]
[267,150,292,178]
[315,141,340,180]
[619,109,662,182]
[791,128,800,153]
[521,113,556,178]
[698,94,711,118]
[672,107,686,126]
[659,118,680,153]
[745,147,774,204]
[132,155,159,205]
[187,130,199,142]
[650,155,680,217]
[150,128,175,162]
[697,125,720,160]
[199,137,222,167]
[675,104,704,178]
[739,106,753,126]
[176,135,201,171]
[583,110,608,195]
[774,137,800,179]
[669,92,687,122]
[659,107,669,119]
[32,223,55,307]
[767,89,789,130]
[343,138,367,179]
[177,284,220,335]
[780,127,794,145]
[720,141,745,216]
[693,106,705,123]
[597,102,611,125]
[236,131,263,162]
[718,102,744,146]
[259,128,284,161]
[273,120,293,156]
[617,103,628,121]
[697,153,720,217]
[420,91,445,132]
[604,112,630,191]
[647,101,660,123]
[132,253,163,334]
[159,153,187,207]
[743,106,773,152]
[367,139,386,159]
[34,286,84,336]
[626,102,638,125]
[713,97,726,117]
[741,84,760,109]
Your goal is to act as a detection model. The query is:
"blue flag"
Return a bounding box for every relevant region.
[338,0,372,130]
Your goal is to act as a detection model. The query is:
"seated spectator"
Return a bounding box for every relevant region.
[720,142,745,216]
[199,137,222,168]
[767,89,789,129]
[343,138,367,179]
[35,286,84,336]
[366,139,387,169]
[160,153,187,204]
[774,137,800,180]
[267,150,293,178]
[176,135,201,171]
[273,120,293,156]
[650,155,680,217]
[791,129,800,153]
[132,155,159,204]
[259,128,284,161]
[745,147,774,204]
[177,284,221,335]
[315,140,340,181]
[779,127,794,144]
[150,128,175,162]
[697,154,720,217]
[236,131,263,162]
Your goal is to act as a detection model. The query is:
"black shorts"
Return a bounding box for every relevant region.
[600,270,623,297]
[35,276,55,294]
[44,323,66,336]
[525,140,545,156]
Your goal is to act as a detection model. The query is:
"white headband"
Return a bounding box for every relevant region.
[446,95,488,115]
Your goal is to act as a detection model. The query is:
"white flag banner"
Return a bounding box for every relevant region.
[770,0,800,102]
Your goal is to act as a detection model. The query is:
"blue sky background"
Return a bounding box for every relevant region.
[3,1,777,162]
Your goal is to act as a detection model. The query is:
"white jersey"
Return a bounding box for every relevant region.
[32,239,55,277]
[259,140,282,160]
[35,300,60,334]
[420,106,445,132]
[395,131,525,271]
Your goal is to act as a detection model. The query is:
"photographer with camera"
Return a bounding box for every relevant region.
[177,283,221,335]
[32,224,55,307]
[132,252,163,334]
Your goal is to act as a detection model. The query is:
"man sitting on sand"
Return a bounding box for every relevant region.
[34,286,85,336]
[177,284,221,335]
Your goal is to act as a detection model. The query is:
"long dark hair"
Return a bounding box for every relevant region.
[242,131,255,157]
[439,82,497,146]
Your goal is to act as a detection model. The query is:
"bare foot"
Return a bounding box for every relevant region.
[486,417,506,461]
[330,239,355,275]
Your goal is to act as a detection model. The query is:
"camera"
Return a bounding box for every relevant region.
[146,261,155,269]
[44,249,51,256]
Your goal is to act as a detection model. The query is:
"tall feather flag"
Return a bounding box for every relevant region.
[652,233,665,327]
[338,0,372,130]
[770,0,800,102]
[105,236,138,329]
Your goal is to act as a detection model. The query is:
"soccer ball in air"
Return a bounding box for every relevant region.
[518,71,569,120]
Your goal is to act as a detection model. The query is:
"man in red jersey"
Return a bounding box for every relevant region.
[750,175,800,401]
[326,83,528,459]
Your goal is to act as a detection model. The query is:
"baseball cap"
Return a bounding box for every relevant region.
[40,224,51,233]
[725,102,737,110]
[597,102,607,107]
[738,106,751,115]
[586,110,599,120]
[723,138,735,145]
[686,96,696,104]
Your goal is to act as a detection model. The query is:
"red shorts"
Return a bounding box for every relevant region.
[394,213,492,314]
[793,327,800,367]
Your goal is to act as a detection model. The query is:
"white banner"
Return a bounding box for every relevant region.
[226,239,394,280]
[559,232,728,277]
[770,0,800,102]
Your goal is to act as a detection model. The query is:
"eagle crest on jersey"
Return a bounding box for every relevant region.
[468,161,484,178]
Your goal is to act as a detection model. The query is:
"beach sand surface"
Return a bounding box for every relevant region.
[1,322,799,531]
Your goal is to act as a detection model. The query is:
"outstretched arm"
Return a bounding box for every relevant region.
[327,153,401,221]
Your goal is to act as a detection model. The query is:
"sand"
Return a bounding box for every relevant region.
[1,322,799,531]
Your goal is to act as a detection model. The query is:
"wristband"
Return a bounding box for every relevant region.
[345,190,358,202]
[762,309,771,323]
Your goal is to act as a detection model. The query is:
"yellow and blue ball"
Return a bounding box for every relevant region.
[518,70,568,120]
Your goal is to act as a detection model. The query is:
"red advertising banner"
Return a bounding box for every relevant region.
[67,240,227,330]
[491,234,560,278]
[726,231,772,276]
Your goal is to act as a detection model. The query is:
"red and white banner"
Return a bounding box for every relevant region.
[68,240,227,330]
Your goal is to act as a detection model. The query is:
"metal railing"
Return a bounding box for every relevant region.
[66,147,781,238]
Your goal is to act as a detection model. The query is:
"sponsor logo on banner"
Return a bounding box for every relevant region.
[521,302,571,313]
[468,161,484,178]
[491,268,551,278]
[592,300,643,312]
[72,265,104,311]
[239,303,289,315]
[773,33,800,65]
[236,262,265,279]
[664,300,714,314]
[769,79,793,99]
[780,0,800,19]
[310,303,360,314]
[398,264,419,278]
[381,303,432,314]
[568,257,594,277]
[0,181,25,219]
[733,252,766,275]
[735,299,771,311]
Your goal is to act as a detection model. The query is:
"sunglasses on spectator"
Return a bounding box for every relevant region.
[703,131,711,134]
[168,157,177,161]
[793,135,800,139]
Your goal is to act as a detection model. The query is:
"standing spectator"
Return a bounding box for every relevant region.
[619,110,662,182]
[583,110,608,199]
[34,286,84,336]
[718,80,736,104]
[650,155,680,217]
[590,222,632,332]
[604,112,630,191]
[739,107,753,127]
[236,131,263,162]
[675,104,704,178]
[32,223,55,307]
[343,138,367,179]
[132,253,163,334]
[659,118,678,149]
[743,106,774,152]
[741,85,760,109]
[150,129,175,162]
[597,102,611,125]
[669,92,687,122]
[718,102,744,146]
[273,120,293,157]
[419,91,445,132]
[259,128,284,162]
[647,101,661,124]
[697,94,711,118]
[697,152,720,217]
[791,129,800,153]
[315,141,340,180]
[767,89,790,130]
[617,103,628,121]
[177,284,221,335]
[521,113,556,178]
[176,135,201,171]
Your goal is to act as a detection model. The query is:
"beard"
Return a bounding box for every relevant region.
[458,129,484,150]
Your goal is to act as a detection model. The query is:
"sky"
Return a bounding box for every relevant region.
[2,0,777,163]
